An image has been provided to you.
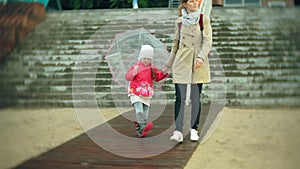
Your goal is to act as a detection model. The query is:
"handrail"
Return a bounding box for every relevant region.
[199,0,212,17]
[168,0,180,8]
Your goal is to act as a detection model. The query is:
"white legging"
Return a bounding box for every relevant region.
[133,102,149,123]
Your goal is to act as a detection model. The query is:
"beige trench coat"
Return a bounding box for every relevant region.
[166,15,212,84]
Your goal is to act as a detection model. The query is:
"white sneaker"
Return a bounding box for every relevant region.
[170,131,183,142]
[133,4,138,9]
[190,129,199,141]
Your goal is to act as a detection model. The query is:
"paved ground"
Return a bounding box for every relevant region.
[0,106,299,169]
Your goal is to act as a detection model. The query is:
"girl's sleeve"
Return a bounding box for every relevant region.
[125,63,136,81]
[153,66,169,82]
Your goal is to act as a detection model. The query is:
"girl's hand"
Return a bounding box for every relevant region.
[162,65,169,73]
[194,58,204,69]
[133,65,139,75]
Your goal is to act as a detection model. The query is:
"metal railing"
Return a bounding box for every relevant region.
[168,0,180,8]
[200,0,212,17]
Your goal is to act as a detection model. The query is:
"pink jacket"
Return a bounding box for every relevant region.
[125,61,168,97]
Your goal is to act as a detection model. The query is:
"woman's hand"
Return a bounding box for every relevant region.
[194,58,204,69]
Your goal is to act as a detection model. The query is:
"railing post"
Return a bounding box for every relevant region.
[200,0,212,17]
[56,0,62,10]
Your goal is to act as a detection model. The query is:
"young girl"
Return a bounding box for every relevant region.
[125,44,168,137]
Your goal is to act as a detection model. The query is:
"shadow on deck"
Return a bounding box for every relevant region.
[15,104,213,169]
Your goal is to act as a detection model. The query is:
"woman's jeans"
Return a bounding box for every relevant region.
[174,84,203,132]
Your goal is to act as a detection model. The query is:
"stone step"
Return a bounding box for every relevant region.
[28,27,173,38]
[20,53,298,62]
[227,97,300,107]
[29,22,296,33]
[10,88,299,107]
[16,38,294,50]
[212,31,296,38]
[1,79,297,92]
[3,96,299,108]
[213,36,298,41]
[13,47,292,59]
[16,40,295,54]
[1,62,298,73]
[1,77,299,96]
[1,58,299,75]
[26,21,297,34]
[2,68,298,84]
[6,90,300,106]
[4,53,298,68]
[1,96,298,108]
[215,47,300,53]
[1,55,299,69]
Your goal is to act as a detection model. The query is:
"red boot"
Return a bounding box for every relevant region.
[135,121,153,138]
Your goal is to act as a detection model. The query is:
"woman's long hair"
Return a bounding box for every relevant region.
[178,0,202,16]
[178,0,188,16]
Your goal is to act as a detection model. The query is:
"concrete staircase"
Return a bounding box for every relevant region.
[0,9,178,107]
[0,8,299,107]
[212,8,300,106]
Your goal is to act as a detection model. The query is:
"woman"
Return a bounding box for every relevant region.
[163,0,212,142]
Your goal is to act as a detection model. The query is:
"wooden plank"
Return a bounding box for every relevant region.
[15,104,211,169]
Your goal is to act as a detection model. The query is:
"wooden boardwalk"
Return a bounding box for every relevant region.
[15,104,211,169]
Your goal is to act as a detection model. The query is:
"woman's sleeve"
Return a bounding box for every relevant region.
[198,15,212,60]
[165,19,180,68]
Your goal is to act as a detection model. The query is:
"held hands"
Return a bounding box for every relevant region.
[194,58,204,69]
[162,65,169,74]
